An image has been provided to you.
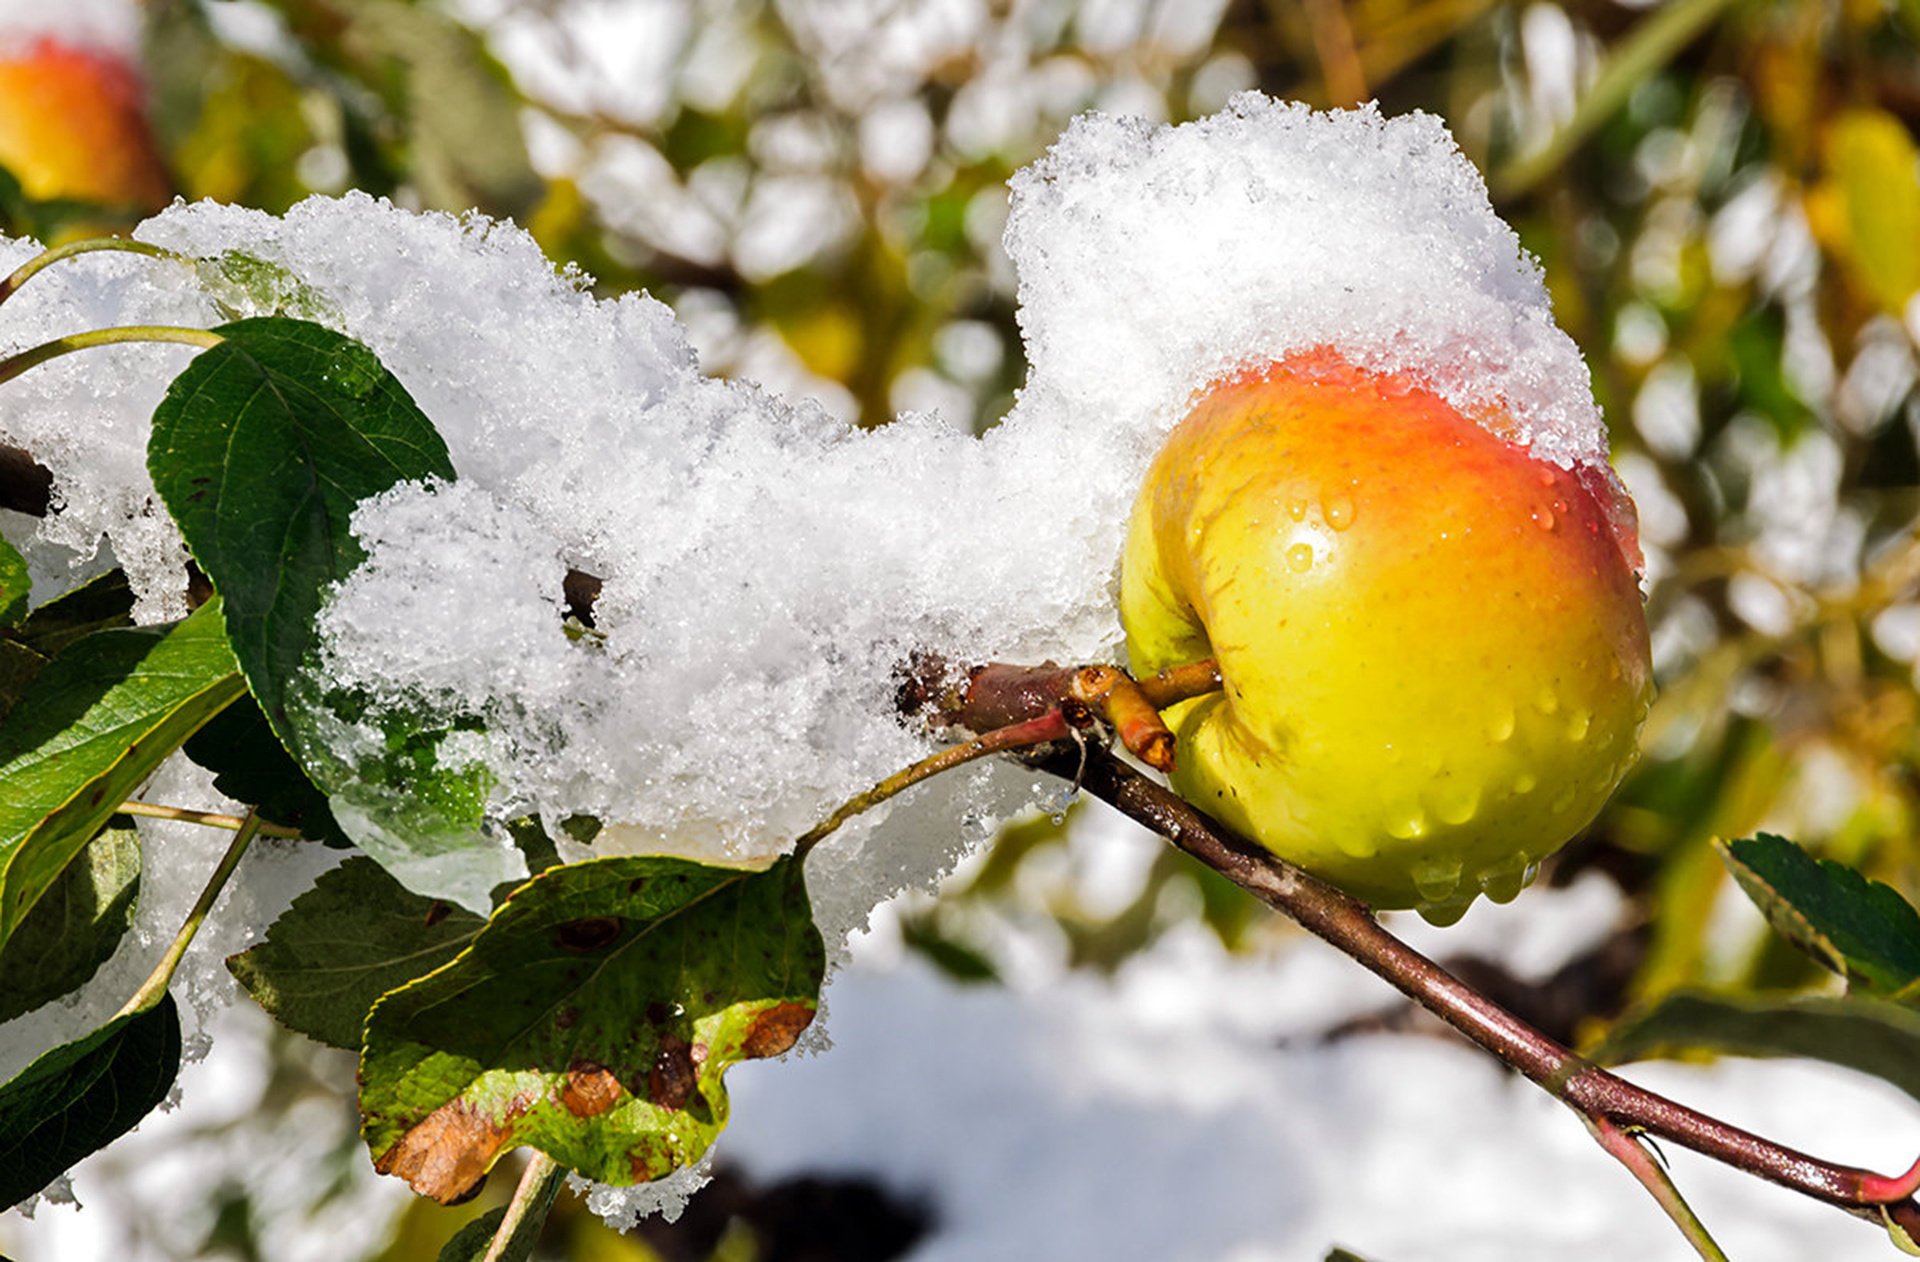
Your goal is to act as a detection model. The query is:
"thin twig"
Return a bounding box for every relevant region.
[1588,1117,1730,1261]
[794,709,1072,857]
[0,325,224,387]
[0,237,191,308]
[117,810,262,1017]
[1037,744,1920,1238]
[481,1151,564,1262]
[118,799,304,839]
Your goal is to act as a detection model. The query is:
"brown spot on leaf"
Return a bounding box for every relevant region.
[627,876,647,895]
[742,1001,815,1059]
[374,1095,528,1203]
[561,1059,624,1118]
[648,1034,696,1110]
[555,916,623,952]
[556,1006,580,1030]
[423,901,450,928]
[644,1001,671,1026]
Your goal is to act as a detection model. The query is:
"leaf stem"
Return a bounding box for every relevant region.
[117,799,303,839]
[0,237,193,308]
[0,326,224,387]
[117,810,262,1017]
[481,1152,564,1262]
[1588,1117,1730,1260]
[794,709,1072,858]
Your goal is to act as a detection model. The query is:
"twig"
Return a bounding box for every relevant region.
[793,709,1072,856]
[118,799,304,839]
[481,1151,563,1262]
[1039,742,1920,1238]
[117,810,262,1017]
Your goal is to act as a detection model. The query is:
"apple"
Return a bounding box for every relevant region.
[1119,348,1653,922]
[0,35,170,210]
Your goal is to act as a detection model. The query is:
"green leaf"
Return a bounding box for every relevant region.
[184,694,347,846]
[0,641,47,724]
[194,251,344,324]
[0,819,139,1023]
[437,1208,509,1262]
[8,570,135,659]
[148,317,516,908]
[360,856,824,1203]
[1719,834,1920,996]
[0,532,25,628]
[0,995,181,1209]
[1598,989,1920,1106]
[0,601,243,953]
[227,856,485,1050]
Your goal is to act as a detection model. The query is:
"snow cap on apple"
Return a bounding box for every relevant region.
[1006,98,1653,921]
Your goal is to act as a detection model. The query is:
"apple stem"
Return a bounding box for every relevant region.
[1038,742,1920,1242]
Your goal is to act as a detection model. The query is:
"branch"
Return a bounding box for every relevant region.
[1036,740,1920,1238]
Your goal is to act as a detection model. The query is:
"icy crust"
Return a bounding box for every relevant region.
[1005,95,1611,476]
[0,98,1609,920]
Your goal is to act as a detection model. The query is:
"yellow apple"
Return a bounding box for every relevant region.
[1120,348,1653,921]
[0,36,171,210]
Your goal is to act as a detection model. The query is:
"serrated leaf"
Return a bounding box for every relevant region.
[184,694,347,846]
[228,856,485,1050]
[0,600,243,953]
[0,994,181,1208]
[0,819,139,1023]
[1720,834,1920,996]
[148,317,518,909]
[360,856,823,1203]
[0,532,25,628]
[1598,989,1920,1106]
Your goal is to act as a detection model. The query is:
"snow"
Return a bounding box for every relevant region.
[0,94,1640,1228]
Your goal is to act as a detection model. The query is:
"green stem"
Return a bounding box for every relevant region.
[116,810,261,1017]
[1588,1117,1730,1261]
[1490,0,1742,200]
[0,325,224,387]
[481,1152,563,1262]
[0,238,192,308]
[118,799,303,840]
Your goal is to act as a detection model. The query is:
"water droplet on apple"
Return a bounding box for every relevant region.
[1417,893,1473,927]
[1433,783,1479,826]
[1535,687,1560,715]
[1412,856,1463,901]
[1287,497,1308,521]
[1550,786,1577,813]
[1513,772,1537,794]
[1479,854,1531,904]
[1386,807,1428,840]
[1531,503,1556,531]
[1323,493,1355,531]
[1286,542,1314,572]
[1566,708,1591,741]
[1487,705,1515,742]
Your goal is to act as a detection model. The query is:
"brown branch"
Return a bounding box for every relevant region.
[1034,740,1920,1238]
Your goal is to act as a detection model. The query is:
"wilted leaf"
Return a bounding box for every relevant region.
[0,819,139,1023]
[148,317,517,908]
[0,995,181,1208]
[228,856,484,1050]
[360,856,823,1202]
[1719,834,1920,996]
[0,601,242,953]
[1598,989,1920,1106]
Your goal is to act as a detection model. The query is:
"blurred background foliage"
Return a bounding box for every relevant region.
[5,0,1920,1257]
